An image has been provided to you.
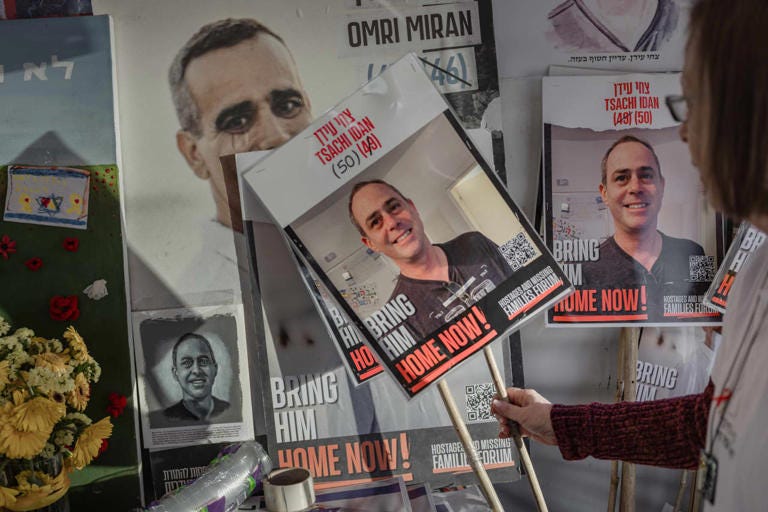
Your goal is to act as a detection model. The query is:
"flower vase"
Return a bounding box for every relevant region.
[0,455,70,512]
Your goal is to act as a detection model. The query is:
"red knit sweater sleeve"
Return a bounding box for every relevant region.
[550,381,713,469]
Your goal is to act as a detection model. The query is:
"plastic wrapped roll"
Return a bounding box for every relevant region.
[146,442,272,512]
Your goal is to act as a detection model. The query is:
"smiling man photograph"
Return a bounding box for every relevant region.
[158,333,232,424]
[581,135,705,316]
[348,179,514,339]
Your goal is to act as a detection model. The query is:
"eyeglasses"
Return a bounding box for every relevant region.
[665,95,688,123]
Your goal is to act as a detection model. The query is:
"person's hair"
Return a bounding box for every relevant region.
[687,0,768,219]
[172,333,217,367]
[168,18,286,137]
[600,135,662,185]
[348,179,409,236]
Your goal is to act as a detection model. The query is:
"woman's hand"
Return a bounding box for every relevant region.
[491,387,558,446]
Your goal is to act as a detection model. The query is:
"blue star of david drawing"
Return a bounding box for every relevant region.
[35,194,64,216]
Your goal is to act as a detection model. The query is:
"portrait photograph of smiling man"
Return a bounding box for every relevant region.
[290,113,540,342]
[581,135,705,291]
[548,125,719,323]
[347,179,515,338]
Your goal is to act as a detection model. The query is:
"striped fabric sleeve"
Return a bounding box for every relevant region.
[550,381,713,469]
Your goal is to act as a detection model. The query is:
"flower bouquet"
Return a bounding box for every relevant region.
[0,316,112,511]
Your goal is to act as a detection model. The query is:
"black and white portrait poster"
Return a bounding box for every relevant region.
[543,72,723,326]
[133,304,254,449]
[492,0,691,78]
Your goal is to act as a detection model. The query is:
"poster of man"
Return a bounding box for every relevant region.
[543,72,722,325]
[133,305,253,450]
[288,112,545,352]
[242,62,569,398]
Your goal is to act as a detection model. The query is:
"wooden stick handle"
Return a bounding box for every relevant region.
[484,347,549,512]
[608,328,627,512]
[619,328,638,512]
[437,379,504,512]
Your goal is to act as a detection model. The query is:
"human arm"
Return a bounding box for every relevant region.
[492,382,713,470]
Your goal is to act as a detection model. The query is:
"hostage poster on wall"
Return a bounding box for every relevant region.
[543,72,723,326]
[241,55,570,399]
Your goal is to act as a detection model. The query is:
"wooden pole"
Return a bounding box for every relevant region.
[437,379,504,512]
[608,333,627,512]
[619,327,639,512]
[689,469,701,512]
[484,347,549,512]
[673,470,689,512]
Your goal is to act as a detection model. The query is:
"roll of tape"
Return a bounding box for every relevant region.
[263,467,315,512]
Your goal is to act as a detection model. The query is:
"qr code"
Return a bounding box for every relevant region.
[500,232,536,271]
[465,383,494,423]
[689,255,716,282]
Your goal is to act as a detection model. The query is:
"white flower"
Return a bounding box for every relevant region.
[83,279,108,300]
[26,367,75,394]
[12,328,34,343]
[53,429,75,448]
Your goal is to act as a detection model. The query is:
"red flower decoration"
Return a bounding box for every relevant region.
[106,392,128,418]
[25,257,43,271]
[0,235,17,260]
[49,295,80,321]
[63,237,79,252]
[98,439,109,456]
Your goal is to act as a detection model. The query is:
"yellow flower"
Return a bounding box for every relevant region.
[66,373,90,411]
[62,327,88,362]
[9,397,65,433]
[0,360,10,390]
[0,486,19,507]
[30,336,48,346]
[0,422,48,459]
[70,417,112,469]
[14,470,53,494]
[33,351,70,373]
[10,389,29,406]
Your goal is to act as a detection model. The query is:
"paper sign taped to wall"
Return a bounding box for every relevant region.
[4,165,90,229]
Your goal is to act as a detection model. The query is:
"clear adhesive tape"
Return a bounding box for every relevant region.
[263,467,315,512]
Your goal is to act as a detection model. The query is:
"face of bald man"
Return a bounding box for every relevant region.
[351,183,430,266]
[600,141,665,236]
[176,34,313,227]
